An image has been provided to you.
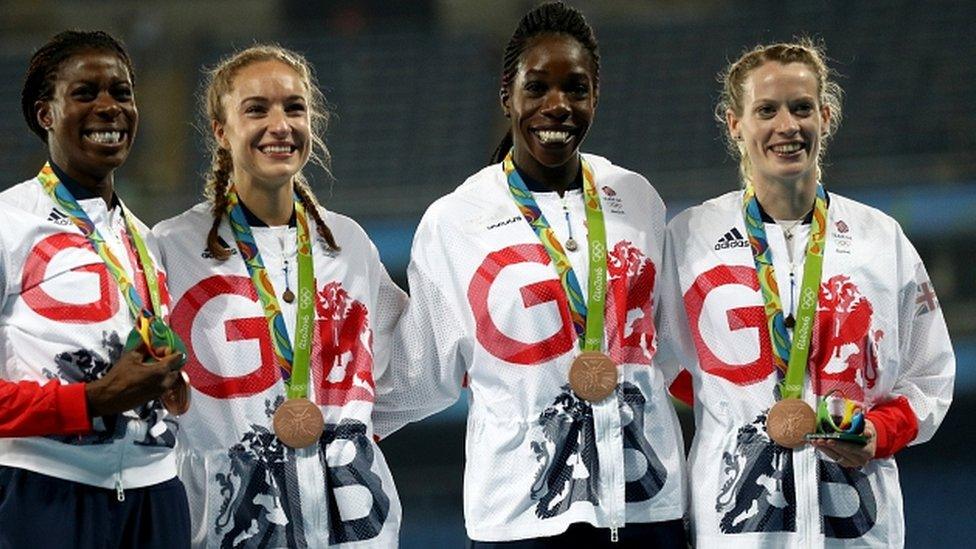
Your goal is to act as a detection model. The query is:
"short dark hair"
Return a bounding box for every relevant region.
[21,30,135,142]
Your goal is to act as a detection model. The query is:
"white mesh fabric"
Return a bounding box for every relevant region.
[893,226,955,444]
[155,204,405,547]
[372,236,466,438]
[0,180,177,489]
[374,155,687,541]
[665,190,955,547]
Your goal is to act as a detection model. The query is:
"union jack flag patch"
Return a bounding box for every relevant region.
[915,281,939,315]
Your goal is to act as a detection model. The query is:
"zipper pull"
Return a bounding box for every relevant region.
[115,476,125,502]
[610,526,619,543]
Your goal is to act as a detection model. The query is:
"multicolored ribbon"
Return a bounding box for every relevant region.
[503,151,608,352]
[37,162,189,367]
[37,163,162,320]
[742,182,827,400]
[226,188,315,399]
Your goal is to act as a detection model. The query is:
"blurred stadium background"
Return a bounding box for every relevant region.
[1,0,972,546]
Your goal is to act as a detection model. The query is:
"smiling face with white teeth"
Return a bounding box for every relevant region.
[37,50,137,193]
[503,33,597,191]
[727,61,830,191]
[215,60,311,199]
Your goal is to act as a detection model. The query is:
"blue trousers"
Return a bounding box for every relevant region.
[0,465,190,549]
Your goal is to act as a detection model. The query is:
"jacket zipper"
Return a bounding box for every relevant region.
[114,416,139,502]
[115,439,127,502]
[597,398,623,543]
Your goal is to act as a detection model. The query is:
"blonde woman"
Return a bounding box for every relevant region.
[659,40,954,547]
[153,45,406,547]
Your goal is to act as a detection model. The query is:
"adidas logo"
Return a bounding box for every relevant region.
[201,236,238,259]
[47,208,71,226]
[714,227,749,250]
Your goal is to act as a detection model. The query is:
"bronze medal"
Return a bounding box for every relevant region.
[564,238,579,252]
[162,370,191,415]
[766,398,817,448]
[272,398,324,449]
[569,351,618,402]
[282,288,295,303]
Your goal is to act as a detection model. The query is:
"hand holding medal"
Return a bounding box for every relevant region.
[38,163,191,416]
[124,310,190,415]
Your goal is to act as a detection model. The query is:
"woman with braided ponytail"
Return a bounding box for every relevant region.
[153,45,408,547]
[373,2,687,546]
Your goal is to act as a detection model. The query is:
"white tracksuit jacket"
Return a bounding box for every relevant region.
[658,189,955,548]
[0,177,177,492]
[153,203,407,548]
[374,154,687,542]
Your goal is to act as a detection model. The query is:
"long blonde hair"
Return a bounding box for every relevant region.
[715,38,844,186]
[201,44,339,260]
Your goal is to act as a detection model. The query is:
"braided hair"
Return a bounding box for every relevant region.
[201,44,339,260]
[22,30,135,142]
[492,1,600,164]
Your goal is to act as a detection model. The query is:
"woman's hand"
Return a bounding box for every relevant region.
[84,347,186,417]
[810,419,877,468]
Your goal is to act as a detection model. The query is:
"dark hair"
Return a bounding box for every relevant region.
[22,30,135,142]
[201,44,339,261]
[492,1,600,163]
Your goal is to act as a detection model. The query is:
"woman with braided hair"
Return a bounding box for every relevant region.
[0,30,189,547]
[153,45,408,547]
[658,39,954,546]
[374,2,687,546]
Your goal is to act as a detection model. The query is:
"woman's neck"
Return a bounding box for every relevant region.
[49,154,114,206]
[513,149,580,196]
[752,176,817,220]
[234,175,295,226]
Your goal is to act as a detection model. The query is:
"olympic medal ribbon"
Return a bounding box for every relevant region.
[288,202,315,400]
[503,151,608,353]
[742,182,827,400]
[37,162,163,319]
[39,163,190,415]
[225,188,315,398]
[36,163,186,361]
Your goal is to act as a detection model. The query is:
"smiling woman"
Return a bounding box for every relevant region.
[658,40,955,547]
[37,52,136,201]
[0,30,190,548]
[502,32,596,192]
[372,2,688,547]
[151,45,409,547]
